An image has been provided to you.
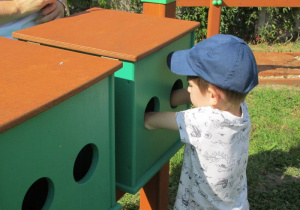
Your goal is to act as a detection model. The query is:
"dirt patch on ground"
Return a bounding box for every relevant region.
[255,52,300,86]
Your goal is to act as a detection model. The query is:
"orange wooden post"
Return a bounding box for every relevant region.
[140,162,170,210]
[207,2,222,38]
[143,1,176,18]
[142,2,175,209]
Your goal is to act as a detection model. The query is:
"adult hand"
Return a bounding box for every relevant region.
[36,1,65,24]
[14,0,56,17]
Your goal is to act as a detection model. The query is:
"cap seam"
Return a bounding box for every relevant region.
[223,43,242,91]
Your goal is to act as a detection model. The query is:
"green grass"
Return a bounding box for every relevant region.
[248,40,300,52]
[119,85,300,209]
[246,85,300,210]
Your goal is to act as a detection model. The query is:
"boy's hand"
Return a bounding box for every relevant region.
[144,112,178,130]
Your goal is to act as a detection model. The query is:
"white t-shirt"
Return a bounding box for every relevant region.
[174,102,250,210]
[0,12,39,39]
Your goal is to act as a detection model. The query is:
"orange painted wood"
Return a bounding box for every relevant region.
[140,162,169,210]
[0,37,122,134]
[177,0,209,6]
[143,2,176,18]
[13,8,199,62]
[177,0,300,7]
[207,3,221,38]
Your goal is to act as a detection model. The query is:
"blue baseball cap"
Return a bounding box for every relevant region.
[167,34,258,93]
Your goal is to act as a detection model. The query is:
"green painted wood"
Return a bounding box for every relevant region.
[0,78,121,210]
[114,62,135,81]
[141,0,176,4]
[114,33,195,194]
[9,7,197,195]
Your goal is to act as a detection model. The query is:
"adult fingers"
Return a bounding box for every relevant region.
[36,2,64,23]
[39,3,56,16]
[36,7,58,23]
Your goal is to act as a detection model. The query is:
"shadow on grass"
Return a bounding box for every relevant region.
[120,142,299,209]
[168,143,300,209]
[247,144,300,210]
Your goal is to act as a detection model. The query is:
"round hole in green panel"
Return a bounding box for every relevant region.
[73,143,99,183]
[170,79,184,109]
[145,97,160,113]
[22,177,54,210]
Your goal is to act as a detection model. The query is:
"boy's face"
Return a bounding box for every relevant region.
[187,79,211,108]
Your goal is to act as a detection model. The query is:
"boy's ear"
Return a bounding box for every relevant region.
[207,86,220,106]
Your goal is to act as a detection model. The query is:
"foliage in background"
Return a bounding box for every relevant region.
[177,6,299,44]
[66,1,299,44]
[257,7,300,44]
[220,7,259,42]
[67,0,115,14]
[176,7,209,42]
[130,0,143,14]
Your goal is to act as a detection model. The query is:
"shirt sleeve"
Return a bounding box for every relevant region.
[175,107,209,145]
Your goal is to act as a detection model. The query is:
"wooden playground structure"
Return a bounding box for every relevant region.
[0,1,299,210]
[144,0,300,38]
[141,0,300,208]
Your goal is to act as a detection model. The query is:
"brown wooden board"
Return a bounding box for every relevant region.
[13,8,200,62]
[0,37,122,133]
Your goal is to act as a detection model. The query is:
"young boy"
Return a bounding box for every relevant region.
[144,34,258,209]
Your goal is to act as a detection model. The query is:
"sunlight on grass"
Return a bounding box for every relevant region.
[246,85,300,210]
[246,85,300,154]
[285,167,300,177]
[249,40,300,52]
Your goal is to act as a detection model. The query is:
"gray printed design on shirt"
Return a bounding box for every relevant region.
[193,173,206,187]
[204,131,212,139]
[176,187,202,210]
[214,178,229,190]
[202,151,236,173]
[211,139,230,149]
[208,113,236,129]
[174,103,250,210]
[233,128,250,143]
[186,124,202,138]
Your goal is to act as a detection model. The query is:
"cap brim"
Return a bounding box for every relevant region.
[167,50,198,76]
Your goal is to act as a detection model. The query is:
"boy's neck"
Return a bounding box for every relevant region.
[212,101,242,117]
[227,106,242,117]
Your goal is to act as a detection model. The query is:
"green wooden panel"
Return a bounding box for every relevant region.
[114,33,195,194]
[141,0,176,4]
[0,77,121,210]
[114,62,135,81]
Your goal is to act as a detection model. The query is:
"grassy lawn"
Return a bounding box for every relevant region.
[248,41,300,52]
[119,85,300,209]
[246,85,300,210]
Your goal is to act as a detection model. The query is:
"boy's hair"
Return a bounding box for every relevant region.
[187,76,247,104]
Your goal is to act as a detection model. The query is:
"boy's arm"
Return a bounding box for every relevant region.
[144,88,189,130]
[170,88,190,107]
[144,112,178,130]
